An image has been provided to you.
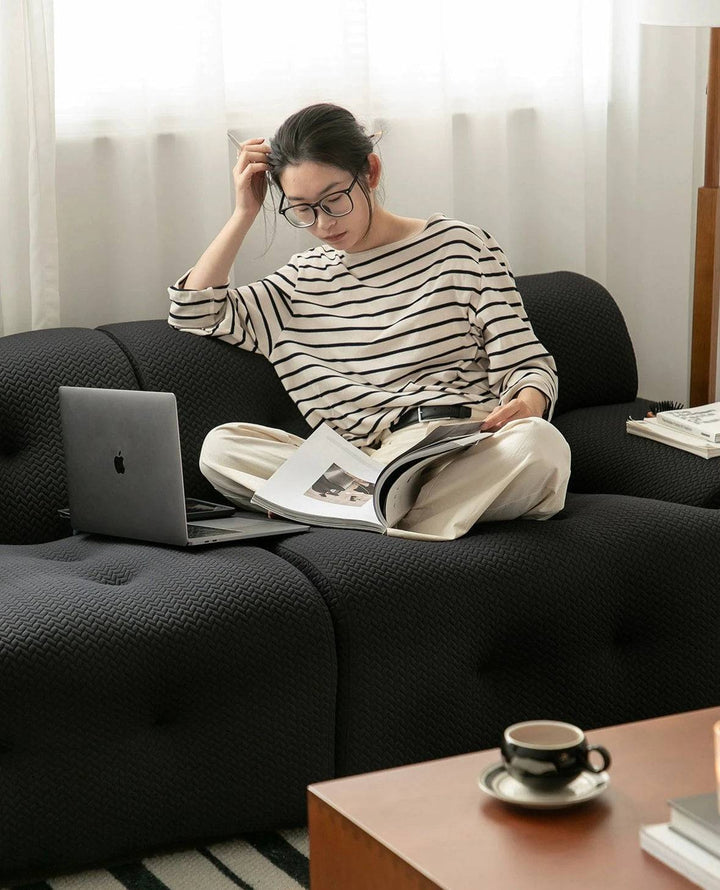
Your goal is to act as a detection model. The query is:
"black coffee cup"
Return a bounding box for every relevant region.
[501,720,611,792]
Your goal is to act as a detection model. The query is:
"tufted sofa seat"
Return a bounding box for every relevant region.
[275,492,720,777]
[2,270,720,883]
[0,536,335,882]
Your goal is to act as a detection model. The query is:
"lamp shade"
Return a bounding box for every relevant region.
[639,0,720,26]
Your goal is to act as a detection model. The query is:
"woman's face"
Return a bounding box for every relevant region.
[279,161,374,253]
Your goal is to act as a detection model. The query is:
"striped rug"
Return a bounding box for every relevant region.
[7,828,309,890]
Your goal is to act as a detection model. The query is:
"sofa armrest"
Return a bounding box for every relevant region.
[553,400,720,508]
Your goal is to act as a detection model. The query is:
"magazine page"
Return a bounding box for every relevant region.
[394,420,488,459]
[378,450,458,528]
[252,420,494,532]
[373,421,492,526]
[251,424,385,531]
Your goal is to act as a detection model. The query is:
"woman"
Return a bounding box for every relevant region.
[168,103,570,541]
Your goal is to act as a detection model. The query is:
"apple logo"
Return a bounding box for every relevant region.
[114,451,125,474]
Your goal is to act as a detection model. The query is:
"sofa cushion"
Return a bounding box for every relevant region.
[275,492,720,777]
[518,271,638,415]
[0,535,336,884]
[0,328,138,544]
[555,400,720,507]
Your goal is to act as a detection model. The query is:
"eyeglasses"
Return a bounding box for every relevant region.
[279,171,360,229]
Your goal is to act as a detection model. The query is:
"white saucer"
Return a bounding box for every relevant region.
[478,762,610,810]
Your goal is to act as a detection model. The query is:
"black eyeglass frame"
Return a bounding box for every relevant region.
[278,170,361,228]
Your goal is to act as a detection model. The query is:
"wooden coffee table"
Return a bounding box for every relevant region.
[308,707,720,889]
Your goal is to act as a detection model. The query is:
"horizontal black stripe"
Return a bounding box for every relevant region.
[487,339,550,359]
[293,361,488,414]
[291,279,481,312]
[292,256,498,300]
[346,220,501,274]
[483,325,534,347]
[277,315,468,357]
[169,284,227,293]
[169,294,224,305]
[284,343,475,399]
[343,239,504,286]
[479,311,530,329]
[294,247,499,291]
[346,226,473,273]
[507,367,560,390]
[168,308,222,322]
[296,349,480,416]
[277,330,473,379]
[477,297,524,313]
[283,295,467,332]
[511,363,559,379]
[490,351,554,373]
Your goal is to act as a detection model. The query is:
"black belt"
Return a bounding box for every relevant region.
[390,405,472,432]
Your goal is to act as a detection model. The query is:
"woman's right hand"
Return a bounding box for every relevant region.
[232,137,273,221]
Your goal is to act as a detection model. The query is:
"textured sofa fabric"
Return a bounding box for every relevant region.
[276,493,720,777]
[0,536,335,882]
[520,272,720,505]
[0,328,138,544]
[554,400,720,507]
[518,271,638,415]
[99,321,312,507]
[1,270,719,882]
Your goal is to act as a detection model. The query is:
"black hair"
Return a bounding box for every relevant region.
[266,103,378,236]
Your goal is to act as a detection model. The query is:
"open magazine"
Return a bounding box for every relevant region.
[251,421,492,532]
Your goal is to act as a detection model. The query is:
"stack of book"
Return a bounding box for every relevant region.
[640,792,720,888]
[626,402,720,459]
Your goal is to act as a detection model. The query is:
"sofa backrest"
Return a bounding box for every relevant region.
[516,271,638,415]
[0,328,138,544]
[102,271,637,498]
[99,321,312,506]
[0,271,637,545]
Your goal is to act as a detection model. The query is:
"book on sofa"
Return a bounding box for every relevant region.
[626,417,720,458]
[654,403,720,443]
[251,421,491,532]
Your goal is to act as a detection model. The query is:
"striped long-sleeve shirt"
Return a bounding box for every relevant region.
[168,213,558,447]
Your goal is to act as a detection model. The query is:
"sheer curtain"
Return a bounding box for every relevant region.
[4,0,709,402]
[0,0,59,336]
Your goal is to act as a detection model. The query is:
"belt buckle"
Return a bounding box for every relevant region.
[416,406,426,424]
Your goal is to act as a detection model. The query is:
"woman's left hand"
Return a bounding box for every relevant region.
[480,388,548,432]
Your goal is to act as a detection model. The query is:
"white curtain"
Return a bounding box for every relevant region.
[3,0,710,403]
[0,0,59,336]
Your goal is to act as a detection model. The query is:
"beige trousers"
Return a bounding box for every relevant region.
[199,414,571,541]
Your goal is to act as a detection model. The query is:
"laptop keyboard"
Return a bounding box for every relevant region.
[187,525,239,538]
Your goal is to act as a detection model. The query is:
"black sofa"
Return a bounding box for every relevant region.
[2,271,720,884]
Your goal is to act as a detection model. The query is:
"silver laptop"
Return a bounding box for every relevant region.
[59,386,308,547]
